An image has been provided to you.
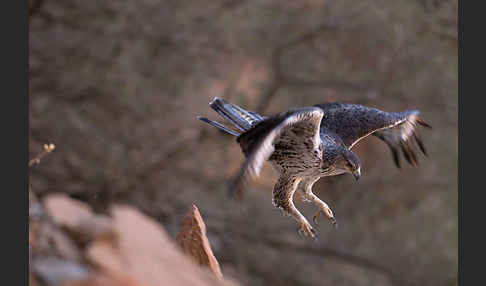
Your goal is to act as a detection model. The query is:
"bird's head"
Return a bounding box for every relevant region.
[335,148,361,181]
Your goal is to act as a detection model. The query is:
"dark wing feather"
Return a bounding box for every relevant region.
[314,102,430,168]
[314,103,404,148]
[372,116,431,168]
[230,107,324,198]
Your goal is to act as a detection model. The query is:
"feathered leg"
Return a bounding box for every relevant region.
[272,175,316,239]
[299,177,337,227]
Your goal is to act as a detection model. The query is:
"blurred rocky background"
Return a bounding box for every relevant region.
[29,0,457,285]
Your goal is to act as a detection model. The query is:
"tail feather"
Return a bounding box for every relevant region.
[224,99,264,126]
[197,116,241,136]
[208,97,263,132]
[248,111,265,121]
[209,98,247,131]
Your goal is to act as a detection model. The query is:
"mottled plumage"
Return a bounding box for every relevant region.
[198,98,431,239]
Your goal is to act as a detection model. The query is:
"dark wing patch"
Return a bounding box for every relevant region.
[231,107,324,198]
[315,102,431,168]
[373,114,431,168]
[315,103,402,148]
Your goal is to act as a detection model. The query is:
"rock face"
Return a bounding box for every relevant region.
[176,204,223,279]
[86,205,234,286]
[44,194,114,243]
[29,193,239,286]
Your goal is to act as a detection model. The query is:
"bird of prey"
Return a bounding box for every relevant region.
[198,97,431,239]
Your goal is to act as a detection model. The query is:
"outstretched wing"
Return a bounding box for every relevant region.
[230,107,324,198]
[315,102,431,167]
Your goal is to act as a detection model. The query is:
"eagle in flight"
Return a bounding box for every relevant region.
[198,97,431,239]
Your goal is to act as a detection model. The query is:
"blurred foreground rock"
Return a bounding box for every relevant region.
[176,204,223,279]
[44,194,113,244]
[29,192,239,286]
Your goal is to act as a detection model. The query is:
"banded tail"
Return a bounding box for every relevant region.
[197,97,265,136]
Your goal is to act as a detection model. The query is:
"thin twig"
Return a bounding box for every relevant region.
[29,143,56,168]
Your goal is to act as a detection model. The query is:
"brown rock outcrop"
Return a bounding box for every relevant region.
[30,193,239,286]
[176,204,223,279]
[86,205,237,286]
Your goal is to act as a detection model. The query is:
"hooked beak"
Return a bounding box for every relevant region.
[353,167,361,181]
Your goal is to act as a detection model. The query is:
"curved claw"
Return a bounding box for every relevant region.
[313,210,337,228]
[330,217,338,229]
[297,222,317,240]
